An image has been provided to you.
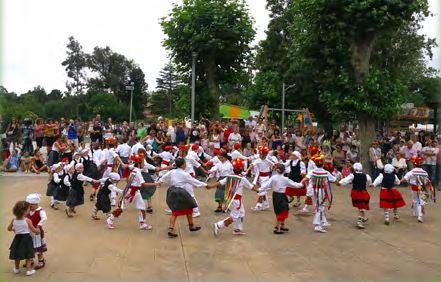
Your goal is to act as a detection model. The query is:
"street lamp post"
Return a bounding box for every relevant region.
[126,81,135,123]
[191,52,197,124]
[282,82,295,130]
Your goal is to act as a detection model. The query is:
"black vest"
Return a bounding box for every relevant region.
[49,173,58,186]
[71,172,84,191]
[60,173,70,189]
[100,179,113,196]
[353,173,367,191]
[381,173,395,189]
[289,160,301,182]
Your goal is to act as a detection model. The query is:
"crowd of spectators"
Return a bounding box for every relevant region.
[1,114,440,190]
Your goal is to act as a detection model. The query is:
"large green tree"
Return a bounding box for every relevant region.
[86,46,148,119]
[161,0,255,118]
[253,0,334,128]
[284,0,435,171]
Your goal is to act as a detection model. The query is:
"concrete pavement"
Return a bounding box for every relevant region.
[0,175,440,282]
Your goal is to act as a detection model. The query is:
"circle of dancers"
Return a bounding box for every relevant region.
[7,137,436,275]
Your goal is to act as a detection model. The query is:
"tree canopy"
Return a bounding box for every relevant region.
[161,0,255,119]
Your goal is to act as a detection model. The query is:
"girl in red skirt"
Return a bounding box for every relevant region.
[260,163,304,234]
[371,164,405,225]
[337,163,372,229]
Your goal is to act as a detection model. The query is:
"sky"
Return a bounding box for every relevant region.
[1,0,440,94]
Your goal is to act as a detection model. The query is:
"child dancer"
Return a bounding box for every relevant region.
[182,144,209,217]
[92,172,123,220]
[25,194,47,269]
[8,201,40,276]
[106,155,160,230]
[65,163,99,217]
[304,154,337,233]
[54,163,72,209]
[208,151,233,212]
[46,162,64,210]
[371,164,406,225]
[337,163,372,229]
[401,156,435,223]
[211,158,259,236]
[259,163,304,234]
[250,145,274,211]
[284,151,306,207]
[159,158,216,237]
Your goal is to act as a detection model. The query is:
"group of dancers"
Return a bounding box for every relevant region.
[8,136,437,275]
[42,136,436,234]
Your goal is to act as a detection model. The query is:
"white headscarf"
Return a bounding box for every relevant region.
[292,151,302,159]
[384,164,394,174]
[353,162,363,173]
[25,193,41,204]
[51,163,61,172]
[109,172,121,182]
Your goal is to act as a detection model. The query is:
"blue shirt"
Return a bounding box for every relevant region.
[67,125,78,140]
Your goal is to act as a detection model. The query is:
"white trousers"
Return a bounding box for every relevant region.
[412,191,425,218]
[313,190,328,226]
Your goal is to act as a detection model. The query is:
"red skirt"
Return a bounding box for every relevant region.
[285,187,306,197]
[379,188,406,209]
[351,189,370,210]
[276,210,289,221]
[172,208,193,217]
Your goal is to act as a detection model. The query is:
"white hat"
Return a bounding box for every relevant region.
[25,193,41,204]
[66,164,75,171]
[292,151,302,159]
[384,164,394,174]
[353,163,363,172]
[109,172,120,181]
[75,163,84,170]
[73,152,80,157]
[51,163,61,172]
[81,148,89,154]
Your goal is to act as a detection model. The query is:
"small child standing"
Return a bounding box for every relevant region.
[8,201,40,276]
[25,194,47,270]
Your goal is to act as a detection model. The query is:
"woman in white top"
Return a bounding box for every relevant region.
[210,130,221,149]
[392,152,407,179]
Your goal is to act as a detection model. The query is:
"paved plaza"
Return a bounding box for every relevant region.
[0,175,440,282]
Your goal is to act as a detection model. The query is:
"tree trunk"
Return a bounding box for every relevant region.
[352,33,377,175]
[351,32,376,84]
[358,115,376,175]
[168,94,172,116]
[204,56,219,118]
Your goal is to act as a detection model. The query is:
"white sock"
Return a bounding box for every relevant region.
[233,218,241,230]
[216,220,225,229]
[138,212,145,223]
